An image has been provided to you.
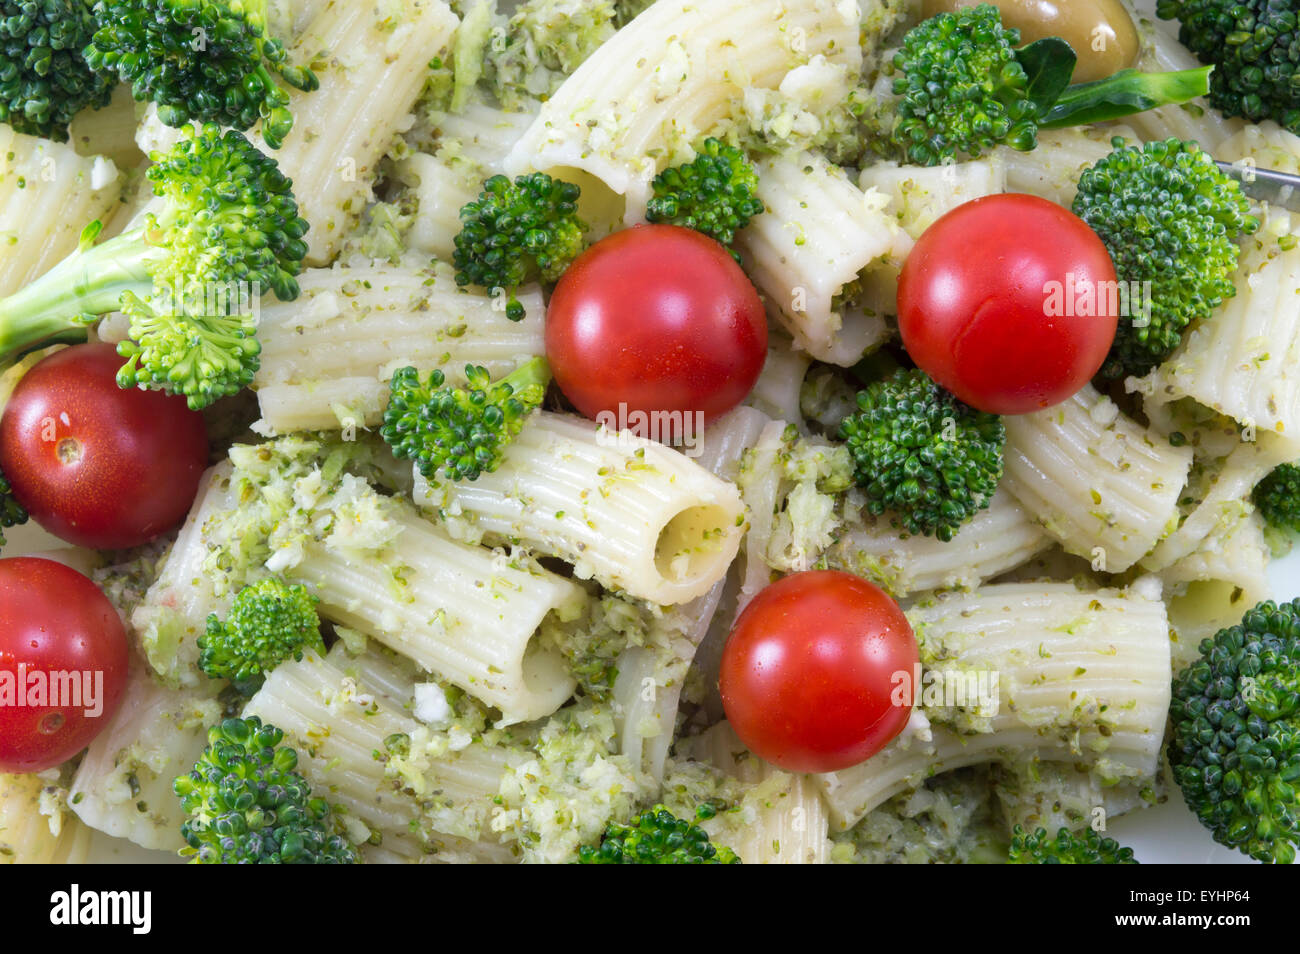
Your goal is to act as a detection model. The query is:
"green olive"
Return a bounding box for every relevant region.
[920,0,1140,84]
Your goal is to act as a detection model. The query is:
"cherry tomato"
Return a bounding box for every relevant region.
[0,557,129,773]
[719,570,919,773]
[546,224,767,439]
[0,343,209,549]
[897,193,1119,415]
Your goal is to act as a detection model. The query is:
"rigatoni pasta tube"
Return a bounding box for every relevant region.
[1002,384,1193,573]
[736,152,909,365]
[0,129,121,297]
[245,645,512,861]
[282,497,587,725]
[815,581,1171,829]
[414,411,745,605]
[265,0,458,264]
[503,0,860,220]
[253,264,545,434]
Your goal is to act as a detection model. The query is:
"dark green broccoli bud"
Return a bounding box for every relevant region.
[381,357,550,483]
[453,172,586,321]
[1158,0,1300,133]
[0,123,309,408]
[1008,824,1139,863]
[198,577,323,694]
[85,0,318,149]
[1169,598,1300,864]
[885,4,1213,166]
[1254,462,1300,533]
[0,465,26,547]
[0,0,113,140]
[839,368,1005,542]
[577,804,741,864]
[174,716,358,864]
[1073,138,1257,380]
[645,138,765,251]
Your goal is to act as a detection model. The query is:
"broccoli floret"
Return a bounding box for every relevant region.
[644,138,765,253]
[577,804,741,864]
[85,0,317,149]
[453,172,586,321]
[0,465,26,547]
[174,716,358,864]
[0,123,309,408]
[0,0,113,140]
[1158,0,1300,133]
[1254,462,1300,534]
[198,578,324,694]
[838,368,1005,542]
[884,4,1212,166]
[1007,824,1139,864]
[1169,598,1300,864]
[381,357,550,483]
[1073,138,1257,380]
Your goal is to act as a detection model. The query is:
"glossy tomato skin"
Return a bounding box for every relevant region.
[897,193,1118,415]
[546,224,767,434]
[719,570,919,773]
[0,343,209,549]
[0,557,129,773]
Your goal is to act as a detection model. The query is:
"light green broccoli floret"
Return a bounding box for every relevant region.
[199,577,324,694]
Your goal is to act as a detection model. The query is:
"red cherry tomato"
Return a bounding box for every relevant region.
[719,570,919,773]
[897,193,1119,415]
[0,343,209,549]
[0,557,129,773]
[545,224,767,439]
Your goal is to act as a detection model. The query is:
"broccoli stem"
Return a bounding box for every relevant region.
[1040,65,1213,129]
[499,355,552,398]
[0,229,156,363]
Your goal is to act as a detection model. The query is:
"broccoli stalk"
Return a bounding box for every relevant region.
[1253,462,1300,534]
[1169,598,1300,864]
[174,716,358,864]
[381,357,551,483]
[1008,825,1139,864]
[577,804,741,863]
[839,368,1005,542]
[0,466,25,547]
[86,0,318,149]
[886,4,1213,166]
[198,577,324,694]
[645,138,765,254]
[0,123,309,409]
[453,173,586,321]
[0,0,114,140]
[1073,138,1257,380]
[1158,0,1300,133]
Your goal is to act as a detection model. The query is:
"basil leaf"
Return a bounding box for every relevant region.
[1016,37,1077,118]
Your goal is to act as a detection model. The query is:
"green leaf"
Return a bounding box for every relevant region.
[1040,66,1213,129]
[1015,37,1077,118]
